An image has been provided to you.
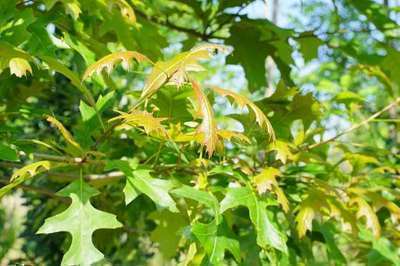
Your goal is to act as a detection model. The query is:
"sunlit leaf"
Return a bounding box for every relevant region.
[82,51,150,80]
[212,87,275,140]
[9,57,32,78]
[253,167,289,212]
[141,44,226,99]
[110,110,168,136]
[191,81,218,156]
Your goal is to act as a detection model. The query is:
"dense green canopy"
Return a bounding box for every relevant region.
[0,0,399,265]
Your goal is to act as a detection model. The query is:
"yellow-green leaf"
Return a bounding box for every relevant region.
[253,167,289,212]
[141,44,226,99]
[82,51,150,80]
[351,196,381,238]
[46,116,83,153]
[0,161,62,198]
[212,87,275,141]
[192,81,217,156]
[9,58,32,78]
[110,110,168,137]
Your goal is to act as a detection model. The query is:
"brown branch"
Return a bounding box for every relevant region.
[304,97,400,151]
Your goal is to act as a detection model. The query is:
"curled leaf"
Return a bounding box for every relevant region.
[46,116,83,153]
[82,51,150,80]
[192,81,217,156]
[212,87,275,141]
[0,161,62,198]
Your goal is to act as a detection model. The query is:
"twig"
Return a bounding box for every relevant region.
[305,97,400,150]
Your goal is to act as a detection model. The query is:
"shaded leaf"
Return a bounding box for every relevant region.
[192,219,240,264]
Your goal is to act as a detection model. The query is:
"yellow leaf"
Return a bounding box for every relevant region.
[268,140,293,164]
[192,81,217,157]
[351,196,381,238]
[0,161,62,198]
[10,161,52,183]
[212,87,275,141]
[46,116,83,152]
[296,191,327,238]
[174,130,250,144]
[115,0,136,24]
[110,110,168,137]
[253,167,289,212]
[141,44,226,99]
[82,51,150,80]
[9,57,32,78]
[65,2,81,20]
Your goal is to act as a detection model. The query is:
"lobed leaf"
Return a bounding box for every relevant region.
[37,180,122,266]
[212,87,275,141]
[141,44,226,99]
[82,51,150,80]
[191,81,218,156]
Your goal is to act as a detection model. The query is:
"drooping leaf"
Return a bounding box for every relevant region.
[46,115,83,154]
[351,196,381,238]
[191,219,240,264]
[37,179,122,266]
[141,44,226,99]
[82,51,150,80]
[9,57,32,78]
[191,81,217,156]
[253,167,289,212]
[220,186,287,253]
[212,87,275,140]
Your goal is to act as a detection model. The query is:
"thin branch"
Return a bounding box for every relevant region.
[305,97,400,150]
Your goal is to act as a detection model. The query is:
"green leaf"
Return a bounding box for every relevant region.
[0,143,18,161]
[124,169,178,212]
[172,185,219,211]
[149,210,187,258]
[191,219,240,264]
[297,33,323,62]
[220,186,287,253]
[37,179,122,266]
[226,18,294,92]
